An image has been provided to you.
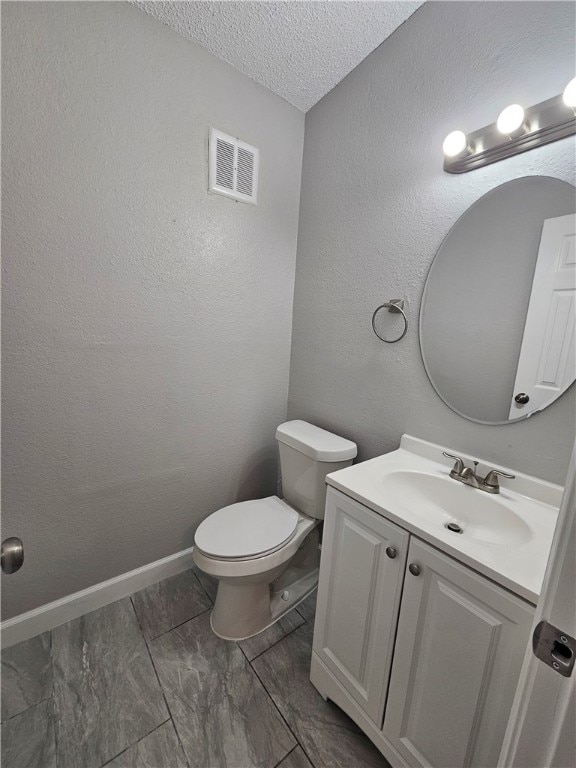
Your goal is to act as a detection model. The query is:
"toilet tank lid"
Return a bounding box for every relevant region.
[275,420,357,462]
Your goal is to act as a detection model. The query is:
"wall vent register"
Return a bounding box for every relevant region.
[209,128,259,205]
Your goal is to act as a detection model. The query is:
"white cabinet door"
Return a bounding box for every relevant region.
[383,539,534,768]
[313,488,409,723]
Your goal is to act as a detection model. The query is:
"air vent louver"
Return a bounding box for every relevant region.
[209,128,259,205]
[215,137,234,190]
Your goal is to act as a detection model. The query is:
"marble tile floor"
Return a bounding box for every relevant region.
[2,568,389,768]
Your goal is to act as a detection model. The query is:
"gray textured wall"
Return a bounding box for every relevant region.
[2,2,304,619]
[288,1,576,484]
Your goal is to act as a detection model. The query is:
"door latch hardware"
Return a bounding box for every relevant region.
[1,537,24,574]
[532,620,575,677]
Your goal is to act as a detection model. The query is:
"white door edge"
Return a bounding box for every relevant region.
[499,442,576,767]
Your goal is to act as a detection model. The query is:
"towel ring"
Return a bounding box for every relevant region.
[372,299,408,343]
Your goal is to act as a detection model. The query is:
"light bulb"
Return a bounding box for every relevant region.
[443,130,468,158]
[563,77,576,108]
[496,104,526,136]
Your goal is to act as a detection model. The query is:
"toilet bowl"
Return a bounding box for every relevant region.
[193,421,357,640]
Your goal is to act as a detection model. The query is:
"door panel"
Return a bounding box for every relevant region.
[313,488,409,724]
[383,538,534,768]
[510,213,576,418]
[501,445,576,767]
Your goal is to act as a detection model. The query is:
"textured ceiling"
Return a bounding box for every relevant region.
[136,2,424,111]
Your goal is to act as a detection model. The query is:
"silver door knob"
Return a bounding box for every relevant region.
[386,546,397,559]
[1,537,24,574]
[408,563,421,576]
[514,393,530,404]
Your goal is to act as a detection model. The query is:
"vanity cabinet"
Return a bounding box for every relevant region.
[312,488,535,768]
[313,490,409,722]
[383,537,534,768]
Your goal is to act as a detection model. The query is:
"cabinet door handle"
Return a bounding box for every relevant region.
[386,546,397,559]
[408,563,421,576]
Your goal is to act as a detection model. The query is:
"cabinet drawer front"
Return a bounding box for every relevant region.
[313,488,409,723]
[383,538,534,768]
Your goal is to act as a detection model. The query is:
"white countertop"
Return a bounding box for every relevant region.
[326,435,562,605]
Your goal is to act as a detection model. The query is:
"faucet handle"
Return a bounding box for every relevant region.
[443,451,465,477]
[483,469,515,490]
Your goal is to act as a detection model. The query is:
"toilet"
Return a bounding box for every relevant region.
[193,420,357,640]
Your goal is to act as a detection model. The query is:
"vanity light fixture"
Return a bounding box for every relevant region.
[443,80,576,173]
[563,77,576,109]
[496,104,526,137]
[442,130,471,158]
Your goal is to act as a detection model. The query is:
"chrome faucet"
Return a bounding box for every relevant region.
[442,452,515,494]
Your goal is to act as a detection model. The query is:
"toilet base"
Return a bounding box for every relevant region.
[210,567,319,641]
[208,526,320,641]
[211,577,273,641]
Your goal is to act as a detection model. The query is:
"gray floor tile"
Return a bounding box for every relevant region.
[106,720,188,768]
[150,611,296,768]
[295,590,317,624]
[239,608,305,662]
[1,632,52,722]
[276,746,314,768]
[52,597,169,768]
[1,699,56,768]
[192,564,218,603]
[252,623,387,768]
[131,570,211,640]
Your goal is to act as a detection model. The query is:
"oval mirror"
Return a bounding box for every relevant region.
[420,176,576,424]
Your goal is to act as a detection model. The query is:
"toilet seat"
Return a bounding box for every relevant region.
[194,496,300,561]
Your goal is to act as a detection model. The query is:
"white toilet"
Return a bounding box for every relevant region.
[193,420,357,640]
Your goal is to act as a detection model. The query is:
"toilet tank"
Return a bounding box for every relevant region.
[275,421,357,519]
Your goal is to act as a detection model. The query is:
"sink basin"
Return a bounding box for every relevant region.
[382,470,532,546]
[325,434,561,604]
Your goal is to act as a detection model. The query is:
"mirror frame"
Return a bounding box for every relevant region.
[419,175,576,426]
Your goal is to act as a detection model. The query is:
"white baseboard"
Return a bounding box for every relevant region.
[1,546,196,649]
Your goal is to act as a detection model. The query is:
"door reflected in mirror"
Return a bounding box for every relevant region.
[420,176,576,425]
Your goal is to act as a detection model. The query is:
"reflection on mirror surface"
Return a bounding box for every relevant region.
[420,176,576,424]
